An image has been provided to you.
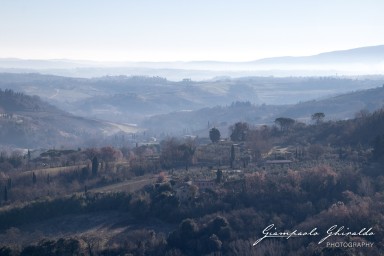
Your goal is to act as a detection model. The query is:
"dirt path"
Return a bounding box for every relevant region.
[90,175,157,193]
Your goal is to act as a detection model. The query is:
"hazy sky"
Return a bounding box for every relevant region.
[1,0,384,61]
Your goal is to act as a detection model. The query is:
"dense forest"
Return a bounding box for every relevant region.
[0,105,383,255]
[0,88,61,112]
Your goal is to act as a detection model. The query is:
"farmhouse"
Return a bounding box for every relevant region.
[193,179,216,191]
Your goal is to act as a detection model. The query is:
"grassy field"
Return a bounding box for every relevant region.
[90,174,157,193]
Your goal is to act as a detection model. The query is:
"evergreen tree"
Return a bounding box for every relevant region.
[32,172,37,184]
[216,169,223,183]
[92,156,99,176]
[311,112,325,125]
[230,145,235,169]
[274,117,295,132]
[3,186,7,202]
[373,135,384,161]
[209,128,221,143]
[7,178,12,190]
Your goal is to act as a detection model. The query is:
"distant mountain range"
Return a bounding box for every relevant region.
[0,45,383,80]
[254,45,384,65]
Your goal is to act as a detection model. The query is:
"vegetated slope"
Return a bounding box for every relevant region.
[1,73,383,124]
[0,73,261,123]
[279,85,384,120]
[0,88,64,113]
[281,106,384,148]
[141,102,285,136]
[0,89,138,148]
[142,85,384,136]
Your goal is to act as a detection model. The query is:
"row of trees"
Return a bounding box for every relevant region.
[209,112,325,144]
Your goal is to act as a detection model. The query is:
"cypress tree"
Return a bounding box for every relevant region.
[373,135,384,160]
[3,186,7,201]
[32,172,37,184]
[216,169,223,183]
[7,178,12,190]
[230,145,235,169]
[92,156,99,176]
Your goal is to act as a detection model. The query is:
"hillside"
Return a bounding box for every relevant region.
[0,89,64,113]
[280,86,384,119]
[142,86,384,136]
[0,89,139,148]
[1,74,384,144]
[0,107,384,255]
[0,73,382,124]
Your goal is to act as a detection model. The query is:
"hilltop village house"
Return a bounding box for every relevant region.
[174,181,198,203]
[174,178,218,203]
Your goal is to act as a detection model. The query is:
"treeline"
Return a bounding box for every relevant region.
[0,147,133,204]
[0,89,57,112]
[261,107,384,149]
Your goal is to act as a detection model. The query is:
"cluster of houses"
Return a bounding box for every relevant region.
[169,145,297,202]
[171,168,244,203]
[172,178,216,203]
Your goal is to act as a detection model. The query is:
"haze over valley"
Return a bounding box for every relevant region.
[1,45,384,80]
[2,0,384,254]
[0,46,383,149]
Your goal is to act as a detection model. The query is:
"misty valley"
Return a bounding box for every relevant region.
[0,47,384,255]
[2,0,384,253]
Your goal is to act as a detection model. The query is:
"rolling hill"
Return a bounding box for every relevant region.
[0,45,383,79]
[141,85,384,137]
[0,89,139,149]
[0,73,382,124]
[255,45,384,65]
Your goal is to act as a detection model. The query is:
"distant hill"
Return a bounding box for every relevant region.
[279,86,384,120]
[255,45,384,65]
[0,73,263,123]
[0,45,383,79]
[0,89,139,149]
[2,45,383,68]
[141,86,384,136]
[0,89,64,113]
[1,73,382,125]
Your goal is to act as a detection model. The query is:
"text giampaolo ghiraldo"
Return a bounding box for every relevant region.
[253,224,374,247]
